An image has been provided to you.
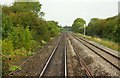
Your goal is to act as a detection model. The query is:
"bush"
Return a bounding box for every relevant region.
[2,39,14,75]
[2,39,14,56]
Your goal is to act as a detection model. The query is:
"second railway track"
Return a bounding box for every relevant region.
[71,33,120,71]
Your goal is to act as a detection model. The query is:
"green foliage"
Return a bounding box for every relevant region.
[9,65,21,71]
[19,26,32,50]
[113,14,120,44]
[3,2,41,14]
[2,1,61,75]
[2,39,14,56]
[2,14,13,39]
[2,39,14,75]
[72,18,86,32]
[86,16,118,42]
[47,21,60,37]
[7,26,33,50]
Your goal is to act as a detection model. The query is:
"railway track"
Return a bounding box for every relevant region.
[39,33,67,77]
[71,33,120,71]
[67,33,94,78]
[7,32,95,77]
[7,33,119,77]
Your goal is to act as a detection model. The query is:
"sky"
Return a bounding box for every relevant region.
[0,0,120,26]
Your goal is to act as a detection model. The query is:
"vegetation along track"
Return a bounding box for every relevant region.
[39,33,67,77]
[71,33,120,71]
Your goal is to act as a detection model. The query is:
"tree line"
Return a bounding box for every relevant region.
[2,2,61,75]
[72,15,119,43]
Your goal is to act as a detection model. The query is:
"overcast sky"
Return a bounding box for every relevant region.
[0,0,120,26]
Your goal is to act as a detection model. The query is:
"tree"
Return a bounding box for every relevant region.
[47,21,60,37]
[72,18,86,32]
[86,15,118,42]
[2,1,61,75]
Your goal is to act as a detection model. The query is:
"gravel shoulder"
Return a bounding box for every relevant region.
[67,37,86,76]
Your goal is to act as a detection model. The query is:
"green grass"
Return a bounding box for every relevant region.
[77,33,119,52]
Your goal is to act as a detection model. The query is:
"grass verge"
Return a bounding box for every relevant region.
[77,33,119,52]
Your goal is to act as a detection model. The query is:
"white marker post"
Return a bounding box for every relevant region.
[84,24,86,38]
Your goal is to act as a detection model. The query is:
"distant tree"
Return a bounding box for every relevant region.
[72,18,86,32]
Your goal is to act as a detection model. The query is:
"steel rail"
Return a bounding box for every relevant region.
[79,58,94,78]
[72,34,120,71]
[8,35,61,76]
[74,47,94,78]
[74,34,119,60]
[64,33,67,78]
[39,34,63,78]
